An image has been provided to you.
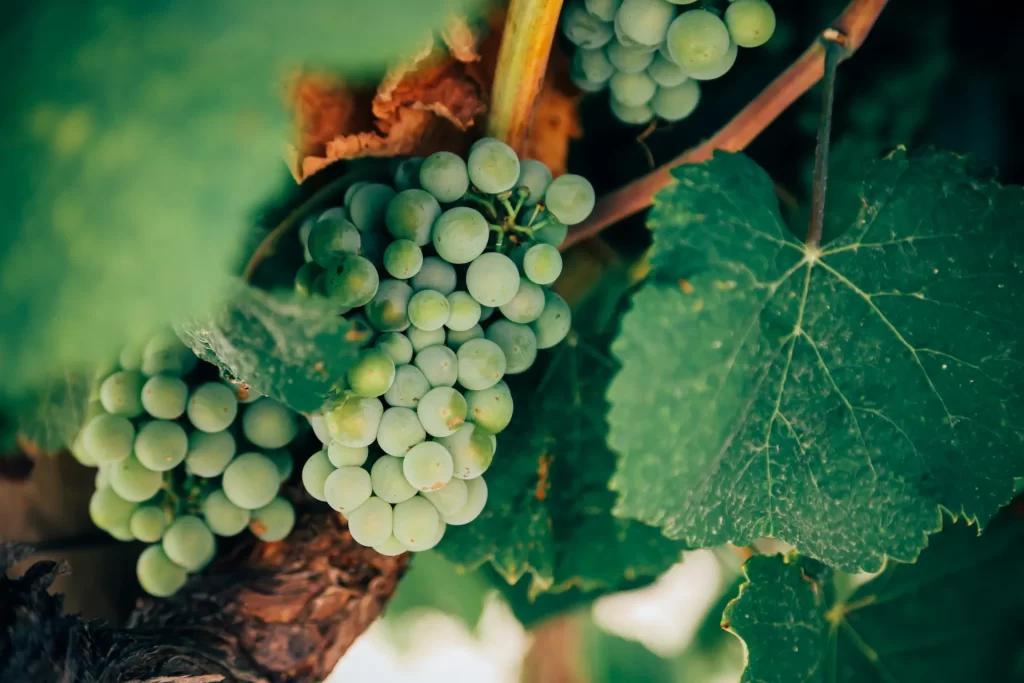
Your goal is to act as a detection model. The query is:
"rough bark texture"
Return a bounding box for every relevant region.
[1,513,407,683]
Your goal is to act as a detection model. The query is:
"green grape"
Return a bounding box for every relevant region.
[617,0,675,46]
[366,279,413,332]
[134,420,188,472]
[318,206,348,223]
[467,139,521,194]
[724,0,775,47]
[533,221,569,247]
[544,174,596,226]
[402,441,453,492]
[384,365,432,408]
[119,342,144,371]
[185,430,236,477]
[386,189,441,246]
[433,521,447,546]
[237,385,262,404]
[187,382,239,433]
[446,325,485,351]
[666,9,731,71]
[610,97,654,125]
[222,452,280,510]
[162,515,215,571]
[250,496,296,542]
[667,0,699,3]
[136,545,187,597]
[323,254,380,307]
[500,280,546,323]
[327,442,368,469]
[516,159,554,205]
[487,320,537,374]
[480,305,496,321]
[422,478,469,516]
[465,381,514,434]
[466,253,520,307]
[82,413,135,464]
[346,349,397,398]
[141,330,189,377]
[413,345,458,387]
[383,239,424,279]
[432,207,489,265]
[301,449,335,501]
[407,326,446,353]
[343,181,368,206]
[531,289,572,349]
[310,413,331,444]
[308,217,361,266]
[411,256,457,295]
[416,387,467,437]
[348,496,393,547]
[687,40,737,80]
[89,486,137,530]
[376,332,414,365]
[110,454,164,502]
[561,0,614,48]
[647,54,689,87]
[442,476,488,525]
[446,292,482,332]
[606,41,656,74]
[325,396,384,447]
[312,272,328,296]
[394,157,424,191]
[610,71,657,107]
[371,456,417,504]
[202,489,251,536]
[437,423,494,480]
[523,244,564,285]
[393,496,441,551]
[140,375,188,419]
[324,466,373,513]
[99,370,145,417]
[349,183,396,232]
[242,398,297,448]
[265,449,293,482]
[651,80,702,120]
[377,407,427,456]
[572,73,607,93]
[585,0,621,21]
[408,290,451,331]
[373,535,408,556]
[456,339,506,391]
[130,505,167,543]
[418,151,470,203]
[71,432,98,467]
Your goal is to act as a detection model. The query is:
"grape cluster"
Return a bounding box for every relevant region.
[294,139,588,555]
[563,0,777,125]
[73,330,300,598]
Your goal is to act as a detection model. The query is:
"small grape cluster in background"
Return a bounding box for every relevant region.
[294,139,588,555]
[563,0,776,125]
[73,330,300,598]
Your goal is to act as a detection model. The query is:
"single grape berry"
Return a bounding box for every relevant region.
[725,0,776,48]
[419,151,470,203]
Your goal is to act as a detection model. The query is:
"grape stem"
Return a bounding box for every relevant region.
[487,0,565,153]
[561,0,890,252]
[805,36,843,249]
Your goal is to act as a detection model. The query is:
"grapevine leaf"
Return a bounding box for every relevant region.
[724,508,1024,682]
[0,0,480,391]
[12,373,96,453]
[608,150,1024,571]
[176,282,368,414]
[386,551,493,633]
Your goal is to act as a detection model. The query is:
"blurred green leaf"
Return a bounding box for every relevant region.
[386,551,494,633]
[12,372,96,452]
[583,620,675,683]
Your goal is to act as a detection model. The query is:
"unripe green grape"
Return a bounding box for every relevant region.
[386,189,441,246]
[384,365,432,408]
[187,383,238,433]
[523,244,563,285]
[441,476,488,525]
[185,430,236,477]
[408,290,451,331]
[443,292,480,332]
[687,40,737,80]
[89,486,137,531]
[99,370,145,417]
[346,349,396,398]
[242,398,298,449]
[310,413,331,444]
[328,441,369,468]
[325,397,384,447]
[610,98,654,125]
[393,496,441,551]
[500,280,546,323]
[572,74,607,93]
[486,320,538,375]
[136,545,187,597]
[419,151,470,203]
[343,181,367,205]
[667,9,731,71]
[437,423,495,480]
[407,325,446,352]
[516,159,554,205]
[250,496,296,542]
[141,330,189,377]
[266,449,293,482]
[94,465,110,489]
[110,454,164,502]
[134,420,188,472]
[651,80,702,121]
[465,381,514,434]
[324,466,373,513]
[373,535,408,556]
[82,413,135,464]
[376,407,427,456]
[417,387,468,438]
[616,0,675,46]
[724,0,775,47]
[531,290,572,348]
[348,496,393,547]
[413,345,459,388]
[162,515,215,571]
[141,375,188,419]
[130,505,167,543]
[119,342,144,371]
[349,183,396,233]
[403,441,454,492]
[610,71,657,107]
[561,0,614,48]
[423,478,469,516]
[607,41,655,74]
[202,489,251,536]
[466,253,521,307]
[371,456,417,504]
[383,239,424,280]
[456,339,506,391]
[585,0,621,21]
[366,279,413,332]
[107,520,136,541]
[308,217,361,266]
[433,521,447,546]
[376,332,414,365]
[573,49,615,86]
[533,221,569,247]
[393,157,423,191]
[301,450,335,501]
[647,54,689,87]
[446,325,485,351]
[432,207,489,265]
[318,206,348,223]
[467,139,521,194]
[70,432,98,467]
[323,254,380,307]
[411,257,457,296]
[222,452,280,510]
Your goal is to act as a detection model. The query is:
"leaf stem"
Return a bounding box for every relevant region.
[487,0,565,154]
[806,36,843,249]
[560,0,889,252]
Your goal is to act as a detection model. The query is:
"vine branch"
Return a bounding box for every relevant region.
[561,0,890,252]
[806,35,843,249]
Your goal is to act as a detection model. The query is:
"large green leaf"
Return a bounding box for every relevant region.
[386,550,494,634]
[724,508,1024,682]
[608,150,1024,571]
[0,0,479,392]
[13,373,97,453]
